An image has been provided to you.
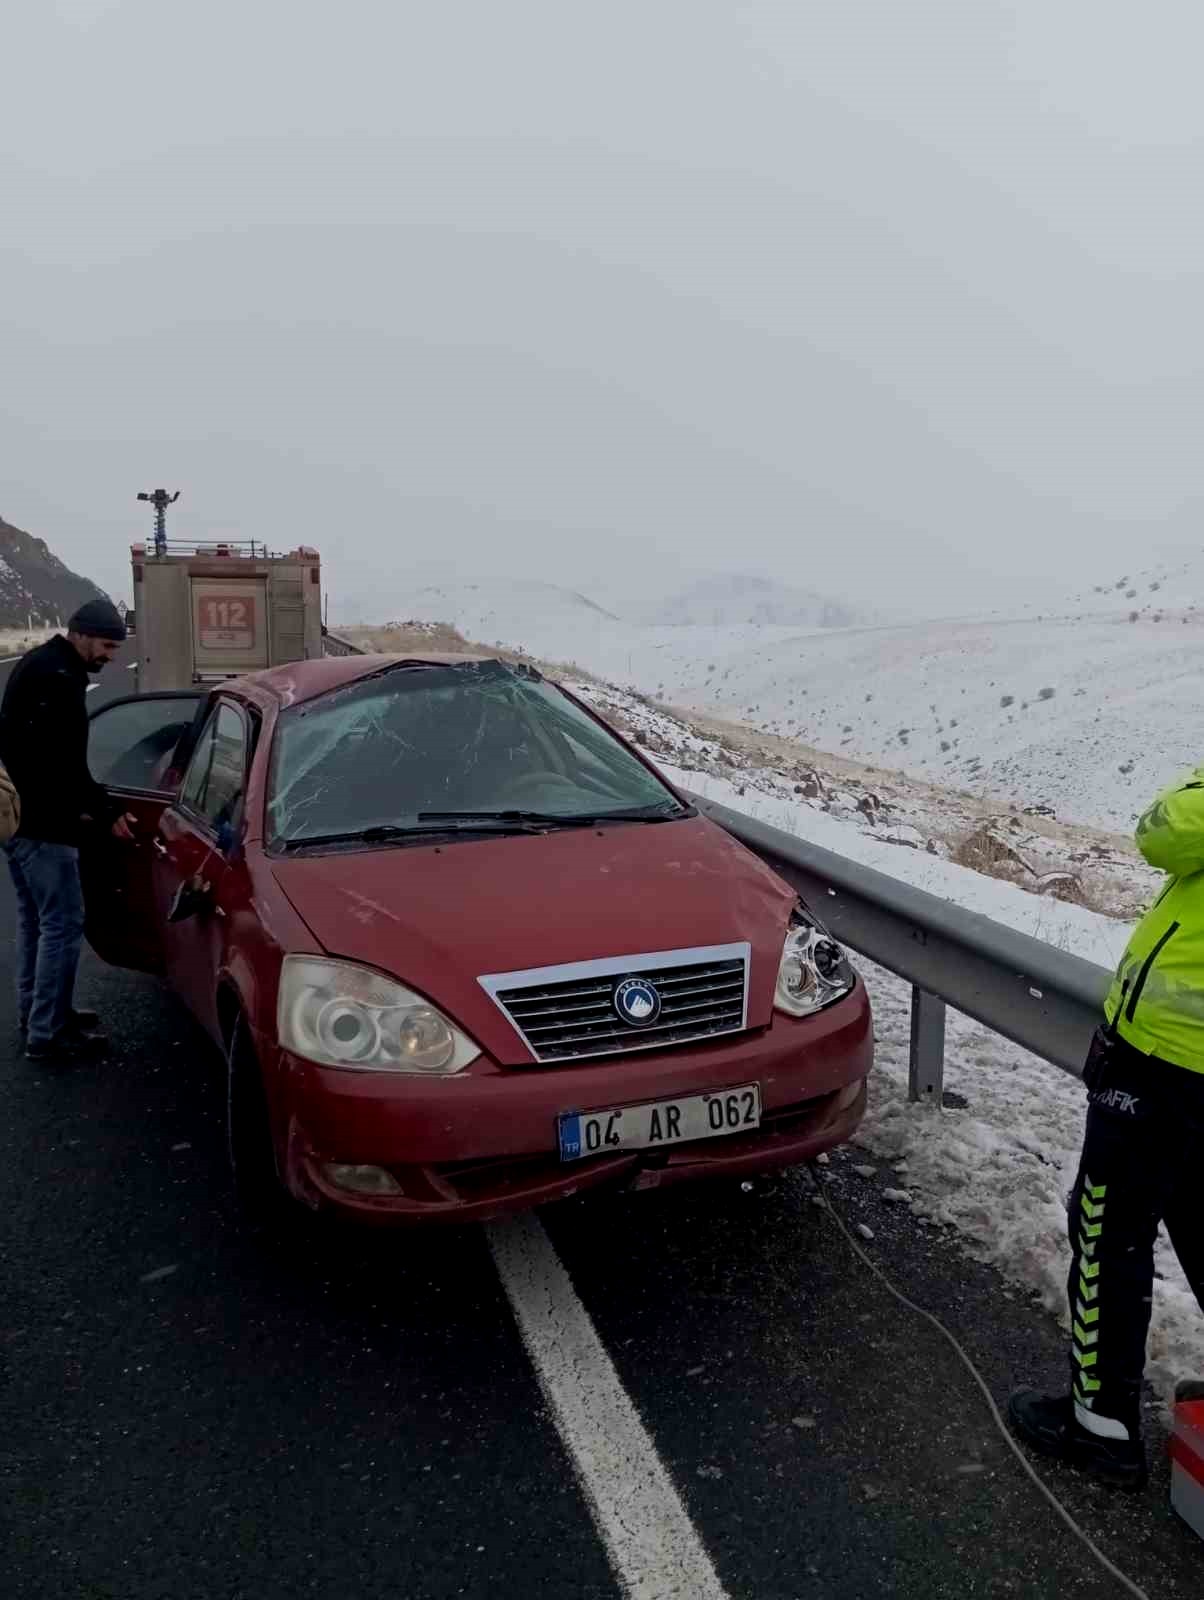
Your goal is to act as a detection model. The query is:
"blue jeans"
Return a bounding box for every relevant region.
[4,838,85,1047]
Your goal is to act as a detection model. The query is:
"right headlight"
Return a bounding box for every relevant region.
[774,920,855,1018]
[278,956,481,1074]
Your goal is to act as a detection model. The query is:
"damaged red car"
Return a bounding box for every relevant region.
[84,654,873,1224]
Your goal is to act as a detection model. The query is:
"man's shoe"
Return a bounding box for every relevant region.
[1007,1390,1147,1489]
[19,1008,102,1036]
[26,1029,108,1064]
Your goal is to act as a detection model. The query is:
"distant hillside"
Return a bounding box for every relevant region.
[649,573,865,629]
[363,578,815,687]
[971,551,1204,626]
[393,580,633,662]
[0,513,108,627]
[663,610,1204,831]
[350,567,1204,831]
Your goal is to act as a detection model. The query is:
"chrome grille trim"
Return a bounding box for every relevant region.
[478,942,751,1064]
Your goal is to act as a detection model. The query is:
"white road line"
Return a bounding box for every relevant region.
[488,1213,731,1600]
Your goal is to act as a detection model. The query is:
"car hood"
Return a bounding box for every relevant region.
[270,815,795,1065]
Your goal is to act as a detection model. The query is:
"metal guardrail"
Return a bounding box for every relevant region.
[687,792,1113,1102]
[321,629,365,658]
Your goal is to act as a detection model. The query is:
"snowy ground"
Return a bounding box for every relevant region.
[575,687,1198,1404]
[569,676,1160,928]
[640,750,1199,1406]
[0,626,57,659]
[856,963,1201,1411]
[650,752,1134,968]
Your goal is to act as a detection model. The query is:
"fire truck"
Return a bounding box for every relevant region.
[130,539,327,693]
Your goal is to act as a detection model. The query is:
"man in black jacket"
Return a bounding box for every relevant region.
[0,600,135,1062]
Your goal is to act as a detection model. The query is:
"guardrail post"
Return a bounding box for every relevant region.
[909,988,946,1104]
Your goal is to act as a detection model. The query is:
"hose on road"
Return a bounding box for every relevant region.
[812,1168,1150,1600]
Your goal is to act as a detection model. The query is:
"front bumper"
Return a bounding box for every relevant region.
[265,981,873,1224]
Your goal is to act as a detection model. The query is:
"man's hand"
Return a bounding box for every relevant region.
[111,813,138,842]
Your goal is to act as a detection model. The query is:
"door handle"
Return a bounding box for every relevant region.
[152,837,169,857]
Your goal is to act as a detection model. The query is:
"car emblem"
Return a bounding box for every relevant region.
[612,977,662,1028]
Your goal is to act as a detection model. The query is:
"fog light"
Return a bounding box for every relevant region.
[324,1162,403,1196]
[834,1079,865,1111]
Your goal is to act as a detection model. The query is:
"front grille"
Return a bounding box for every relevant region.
[479,943,750,1064]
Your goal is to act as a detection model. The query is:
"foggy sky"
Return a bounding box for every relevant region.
[3,1,1203,621]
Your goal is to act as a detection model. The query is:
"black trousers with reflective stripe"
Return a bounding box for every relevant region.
[1066,1032,1204,1428]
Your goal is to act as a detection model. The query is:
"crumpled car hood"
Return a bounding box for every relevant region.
[271,815,794,1064]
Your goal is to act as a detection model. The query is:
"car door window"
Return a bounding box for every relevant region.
[88,694,204,792]
[180,702,249,832]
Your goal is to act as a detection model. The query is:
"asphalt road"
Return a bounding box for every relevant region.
[1,644,1200,1598]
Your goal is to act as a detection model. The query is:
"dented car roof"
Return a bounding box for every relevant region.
[226,651,498,710]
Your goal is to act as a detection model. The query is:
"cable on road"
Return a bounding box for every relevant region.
[811,1169,1151,1600]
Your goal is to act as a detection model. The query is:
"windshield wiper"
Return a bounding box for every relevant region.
[278,818,548,851]
[278,802,693,851]
[578,802,694,824]
[417,802,692,828]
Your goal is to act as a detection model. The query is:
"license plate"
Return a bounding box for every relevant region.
[558,1084,761,1163]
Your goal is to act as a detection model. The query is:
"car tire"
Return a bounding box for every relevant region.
[226,1011,289,1224]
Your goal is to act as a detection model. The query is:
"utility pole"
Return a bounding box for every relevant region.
[136,488,180,556]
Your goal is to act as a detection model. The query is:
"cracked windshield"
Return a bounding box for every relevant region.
[267,660,679,845]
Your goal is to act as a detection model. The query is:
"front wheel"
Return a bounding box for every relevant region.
[226,1012,289,1224]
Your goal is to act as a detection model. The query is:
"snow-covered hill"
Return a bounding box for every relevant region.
[645,572,863,629]
[376,578,814,687]
[350,560,1204,833]
[668,611,1204,831]
[384,579,622,654]
[974,551,1204,625]
[0,512,108,628]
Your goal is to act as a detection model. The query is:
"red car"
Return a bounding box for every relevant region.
[84,654,873,1224]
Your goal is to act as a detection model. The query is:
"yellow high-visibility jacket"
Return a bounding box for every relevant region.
[1106,768,1204,1073]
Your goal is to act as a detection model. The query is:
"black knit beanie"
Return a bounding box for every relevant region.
[68,598,127,641]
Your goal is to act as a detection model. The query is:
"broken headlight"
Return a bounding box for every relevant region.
[774,915,855,1018]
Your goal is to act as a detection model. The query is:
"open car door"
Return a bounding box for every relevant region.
[81,692,206,973]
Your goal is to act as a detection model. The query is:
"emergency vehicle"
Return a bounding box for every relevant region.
[130,540,325,692]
